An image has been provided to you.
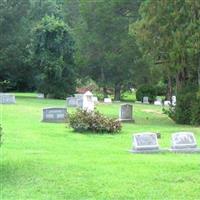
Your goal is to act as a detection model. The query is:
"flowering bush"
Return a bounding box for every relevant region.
[69,109,121,133]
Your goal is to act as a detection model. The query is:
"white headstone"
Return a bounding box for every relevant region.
[172,96,176,106]
[154,100,162,106]
[92,96,98,104]
[0,93,16,104]
[143,97,149,104]
[37,93,44,99]
[119,104,134,122]
[42,108,67,123]
[164,100,171,106]
[133,132,159,152]
[104,98,112,103]
[172,132,198,152]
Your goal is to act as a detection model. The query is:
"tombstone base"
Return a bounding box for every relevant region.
[42,119,67,123]
[119,118,135,123]
[169,148,200,153]
[129,148,168,154]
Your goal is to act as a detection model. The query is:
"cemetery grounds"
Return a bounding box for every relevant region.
[0,93,200,200]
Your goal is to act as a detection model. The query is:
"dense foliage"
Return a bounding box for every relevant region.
[136,85,156,103]
[69,109,121,133]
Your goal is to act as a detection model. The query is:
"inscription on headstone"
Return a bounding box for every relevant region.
[42,108,67,123]
[170,132,200,153]
[0,93,16,104]
[119,104,134,122]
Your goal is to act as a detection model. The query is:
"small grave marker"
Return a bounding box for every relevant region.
[104,98,112,103]
[143,97,149,104]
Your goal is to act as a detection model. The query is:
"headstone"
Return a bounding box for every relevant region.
[66,97,78,107]
[119,104,134,122]
[37,93,44,99]
[170,132,200,153]
[154,100,162,106]
[104,98,112,103]
[42,108,67,123]
[143,97,149,104]
[164,100,171,106]
[130,132,161,153]
[172,96,176,106]
[0,93,16,104]
[92,96,98,104]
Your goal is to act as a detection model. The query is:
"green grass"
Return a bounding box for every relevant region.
[0,93,200,200]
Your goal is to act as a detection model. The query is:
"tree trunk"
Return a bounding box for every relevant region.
[198,54,200,88]
[114,83,121,101]
[167,76,173,101]
[103,87,107,98]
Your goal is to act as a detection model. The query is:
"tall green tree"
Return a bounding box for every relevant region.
[33,15,76,98]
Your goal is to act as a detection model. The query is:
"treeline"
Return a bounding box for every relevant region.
[0,0,200,124]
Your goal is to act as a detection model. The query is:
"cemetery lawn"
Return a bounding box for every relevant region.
[1,93,200,200]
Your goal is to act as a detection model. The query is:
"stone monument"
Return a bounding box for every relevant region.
[42,108,67,123]
[119,104,134,122]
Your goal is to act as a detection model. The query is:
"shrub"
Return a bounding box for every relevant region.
[136,85,156,103]
[164,85,200,125]
[69,109,121,133]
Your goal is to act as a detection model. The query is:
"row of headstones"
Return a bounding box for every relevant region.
[43,103,134,123]
[130,132,200,153]
[143,96,176,106]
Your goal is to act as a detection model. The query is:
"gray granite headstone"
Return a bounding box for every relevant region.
[0,93,16,104]
[170,132,200,153]
[119,104,134,122]
[130,132,164,153]
[42,108,67,123]
[66,97,77,107]
[143,97,149,104]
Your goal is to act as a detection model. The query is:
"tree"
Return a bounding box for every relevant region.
[33,15,76,98]
[75,0,142,100]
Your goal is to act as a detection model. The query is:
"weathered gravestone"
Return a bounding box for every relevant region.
[119,104,134,122]
[143,97,149,104]
[104,98,112,103]
[42,108,67,123]
[130,132,163,153]
[66,97,78,107]
[92,96,98,104]
[37,93,44,99]
[170,132,200,153]
[0,93,16,104]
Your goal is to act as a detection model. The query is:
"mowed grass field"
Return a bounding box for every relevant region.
[0,93,200,200]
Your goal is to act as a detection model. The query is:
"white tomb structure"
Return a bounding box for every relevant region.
[82,91,94,111]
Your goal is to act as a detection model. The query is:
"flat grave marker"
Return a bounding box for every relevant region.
[170,132,200,153]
